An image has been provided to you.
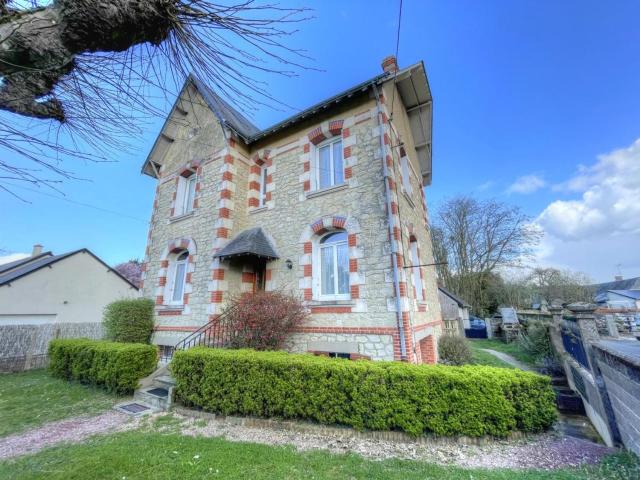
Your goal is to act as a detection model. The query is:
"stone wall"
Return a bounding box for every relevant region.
[0,322,104,372]
[594,341,640,456]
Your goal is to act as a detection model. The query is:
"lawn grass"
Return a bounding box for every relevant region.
[469,338,538,367]
[0,429,638,480]
[469,342,516,368]
[0,369,119,437]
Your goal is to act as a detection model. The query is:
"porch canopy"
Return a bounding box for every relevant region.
[213,227,279,261]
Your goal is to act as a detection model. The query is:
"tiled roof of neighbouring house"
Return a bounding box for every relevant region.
[0,249,139,289]
[213,227,279,260]
[0,252,52,274]
[438,286,470,308]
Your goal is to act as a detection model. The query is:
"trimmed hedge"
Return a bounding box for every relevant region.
[172,348,557,438]
[103,298,155,344]
[49,339,157,394]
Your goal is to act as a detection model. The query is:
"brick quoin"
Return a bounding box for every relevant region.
[350,285,359,299]
[155,296,163,305]
[217,227,229,239]
[343,146,352,158]
[303,242,312,254]
[419,335,436,364]
[158,277,167,286]
[222,171,233,182]
[303,143,310,153]
[220,189,232,199]
[183,293,189,304]
[160,260,169,268]
[342,127,350,138]
[241,272,254,283]
[250,165,261,175]
[348,234,357,247]
[303,288,313,300]
[224,154,234,164]
[219,207,231,218]
[303,264,312,277]
[344,167,353,179]
[349,258,358,272]
[303,180,311,192]
[211,291,223,303]
[249,181,260,191]
[248,197,259,208]
[212,269,225,280]
[265,191,272,202]
[303,161,310,172]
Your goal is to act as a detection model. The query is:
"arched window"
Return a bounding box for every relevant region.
[317,231,349,300]
[168,250,189,304]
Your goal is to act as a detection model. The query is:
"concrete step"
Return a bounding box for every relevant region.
[114,400,158,416]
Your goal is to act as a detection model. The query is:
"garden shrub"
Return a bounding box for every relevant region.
[49,339,157,394]
[223,291,308,350]
[103,298,154,344]
[172,348,557,437]
[437,334,473,365]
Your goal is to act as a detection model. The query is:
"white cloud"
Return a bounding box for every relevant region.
[538,139,640,240]
[476,180,495,192]
[507,174,546,194]
[0,253,29,266]
[534,138,640,281]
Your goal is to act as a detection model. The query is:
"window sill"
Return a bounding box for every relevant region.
[305,183,348,199]
[308,299,354,306]
[169,211,195,223]
[402,189,416,208]
[249,206,268,215]
[155,305,184,316]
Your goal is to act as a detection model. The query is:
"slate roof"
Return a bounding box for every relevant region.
[608,290,640,300]
[589,277,640,297]
[0,249,138,289]
[213,228,279,260]
[438,286,470,308]
[0,252,51,274]
[190,75,261,141]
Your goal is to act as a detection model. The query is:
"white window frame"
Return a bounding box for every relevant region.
[258,164,268,207]
[410,240,424,302]
[313,231,350,301]
[175,173,197,216]
[400,156,413,195]
[167,250,189,305]
[314,137,344,190]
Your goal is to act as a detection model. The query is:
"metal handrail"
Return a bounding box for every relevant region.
[160,305,237,362]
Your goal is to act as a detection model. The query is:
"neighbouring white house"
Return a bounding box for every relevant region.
[595,290,640,310]
[0,245,139,371]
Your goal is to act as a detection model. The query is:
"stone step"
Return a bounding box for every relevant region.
[154,375,176,388]
[134,388,170,411]
[114,400,158,416]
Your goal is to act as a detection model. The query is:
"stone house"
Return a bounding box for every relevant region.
[140,56,443,363]
[0,245,139,371]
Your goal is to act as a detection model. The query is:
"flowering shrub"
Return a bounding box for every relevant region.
[224,291,307,350]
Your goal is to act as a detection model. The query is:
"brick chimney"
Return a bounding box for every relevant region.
[31,244,43,257]
[381,55,399,74]
[615,275,623,282]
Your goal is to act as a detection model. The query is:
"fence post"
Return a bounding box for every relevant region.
[548,303,565,355]
[567,303,599,371]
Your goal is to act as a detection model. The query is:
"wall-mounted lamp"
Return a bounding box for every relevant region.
[285,259,293,270]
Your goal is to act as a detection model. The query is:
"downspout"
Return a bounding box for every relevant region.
[374,84,407,361]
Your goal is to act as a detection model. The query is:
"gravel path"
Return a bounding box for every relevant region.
[0,411,138,460]
[175,414,615,470]
[481,348,536,371]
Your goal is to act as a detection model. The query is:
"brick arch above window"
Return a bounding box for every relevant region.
[307,119,344,145]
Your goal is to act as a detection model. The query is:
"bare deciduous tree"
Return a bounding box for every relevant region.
[0,0,311,194]
[431,196,542,314]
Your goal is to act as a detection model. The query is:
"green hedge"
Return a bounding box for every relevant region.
[103,298,155,344]
[172,348,557,438]
[49,339,157,394]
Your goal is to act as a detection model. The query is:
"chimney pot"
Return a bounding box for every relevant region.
[381,55,399,74]
[32,244,43,257]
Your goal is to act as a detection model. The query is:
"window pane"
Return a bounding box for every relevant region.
[184,176,196,213]
[318,145,331,189]
[337,243,349,295]
[172,262,186,302]
[320,231,347,244]
[333,140,344,185]
[260,167,267,205]
[401,157,412,193]
[411,242,423,301]
[321,246,335,295]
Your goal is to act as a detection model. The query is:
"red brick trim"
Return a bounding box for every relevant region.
[310,306,352,314]
[293,326,396,335]
[153,325,198,332]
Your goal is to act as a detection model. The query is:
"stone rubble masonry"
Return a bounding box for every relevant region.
[141,81,443,362]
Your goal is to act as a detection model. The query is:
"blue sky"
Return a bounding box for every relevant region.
[1,0,639,282]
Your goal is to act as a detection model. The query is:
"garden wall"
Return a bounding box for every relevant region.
[0,322,104,372]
